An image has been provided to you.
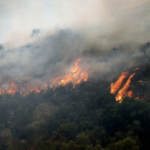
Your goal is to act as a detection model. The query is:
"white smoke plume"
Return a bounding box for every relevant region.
[0,0,149,85]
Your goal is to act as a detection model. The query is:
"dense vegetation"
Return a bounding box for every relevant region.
[0,81,149,150]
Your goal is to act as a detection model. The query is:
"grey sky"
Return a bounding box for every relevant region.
[0,0,149,48]
[0,0,149,89]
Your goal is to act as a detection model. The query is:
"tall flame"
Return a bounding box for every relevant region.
[110,72,128,94]
[115,73,136,103]
[0,58,89,96]
[51,58,88,88]
[110,68,138,103]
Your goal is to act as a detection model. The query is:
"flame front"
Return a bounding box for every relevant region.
[51,58,89,88]
[110,69,138,103]
[0,58,89,96]
[110,72,128,94]
[115,73,136,103]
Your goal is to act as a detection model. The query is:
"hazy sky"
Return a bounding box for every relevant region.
[0,0,149,89]
[0,0,150,48]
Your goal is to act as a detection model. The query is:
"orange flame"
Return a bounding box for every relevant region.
[0,58,89,96]
[135,96,140,99]
[115,73,136,103]
[51,58,89,88]
[134,67,140,71]
[110,72,128,94]
[126,90,133,97]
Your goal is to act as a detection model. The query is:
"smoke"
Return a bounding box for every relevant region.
[0,0,150,86]
[1,0,150,45]
[0,28,148,85]
[30,29,41,37]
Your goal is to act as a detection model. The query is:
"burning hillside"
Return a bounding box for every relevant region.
[110,72,129,95]
[0,53,147,103]
[110,68,143,103]
[115,73,135,103]
[0,29,149,100]
[0,58,89,96]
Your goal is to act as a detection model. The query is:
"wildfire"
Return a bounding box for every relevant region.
[127,91,133,98]
[110,72,128,94]
[0,58,89,96]
[115,73,136,103]
[51,58,88,88]
[110,68,138,102]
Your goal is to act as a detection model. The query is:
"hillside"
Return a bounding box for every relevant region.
[0,66,150,150]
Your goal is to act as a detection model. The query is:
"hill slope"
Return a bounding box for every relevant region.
[0,79,149,150]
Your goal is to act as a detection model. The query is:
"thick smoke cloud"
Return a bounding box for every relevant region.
[0,28,148,85]
[0,45,4,50]
[0,0,150,45]
[0,0,150,85]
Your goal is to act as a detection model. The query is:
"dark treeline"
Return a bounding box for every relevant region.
[0,78,149,150]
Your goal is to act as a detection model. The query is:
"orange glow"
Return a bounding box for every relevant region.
[110,72,128,94]
[127,90,133,97]
[134,67,140,71]
[0,58,89,96]
[115,73,136,103]
[135,96,140,99]
[51,58,89,88]
[142,95,147,100]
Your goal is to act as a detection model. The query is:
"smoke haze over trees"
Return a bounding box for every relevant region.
[0,80,149,149]
[0,0,150,149]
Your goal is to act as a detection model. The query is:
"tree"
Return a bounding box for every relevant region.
[110,137,139,150]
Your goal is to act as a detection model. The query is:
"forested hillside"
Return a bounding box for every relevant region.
[0,0,150,149]
[0,78,149,150]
